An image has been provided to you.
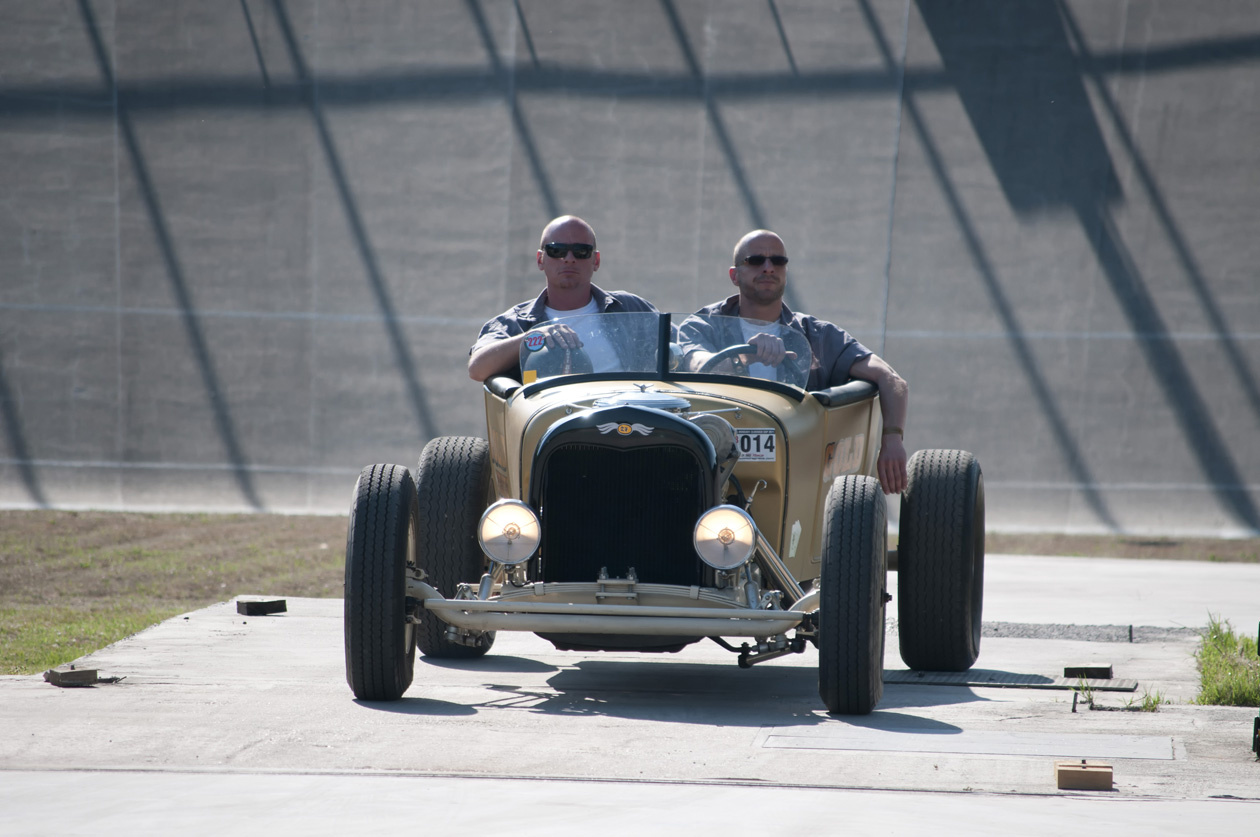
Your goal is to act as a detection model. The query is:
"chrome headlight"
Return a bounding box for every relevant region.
[478,499,541,565]
[693,505,757,570]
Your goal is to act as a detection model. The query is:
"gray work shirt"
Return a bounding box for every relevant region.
[471,284,658,381]
[687,294,871,391]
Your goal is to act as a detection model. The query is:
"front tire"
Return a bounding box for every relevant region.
[818,475,888,715]
[344,463,417,701]
[897,449,985,671]
[416,436,495,658]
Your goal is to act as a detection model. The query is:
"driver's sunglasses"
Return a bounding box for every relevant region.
[543,242,595,259]
[743,254,789,267]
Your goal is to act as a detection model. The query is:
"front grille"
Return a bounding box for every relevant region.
[537,444,705,585]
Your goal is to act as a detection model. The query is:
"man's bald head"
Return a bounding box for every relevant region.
[540,215,597,249]
[732,229,784,267]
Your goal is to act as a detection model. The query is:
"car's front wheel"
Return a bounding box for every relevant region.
[818,475,888,715]
[343,463,417,701]
[897,449,985,672]
[415,436,495,658]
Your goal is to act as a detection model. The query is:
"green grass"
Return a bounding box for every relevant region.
[1124,687,1169,712]
[1194,616,1260,707]
[0,604,188,674]
[0,510,348,675]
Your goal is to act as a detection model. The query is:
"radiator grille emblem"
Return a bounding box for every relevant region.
[598,422,653,436]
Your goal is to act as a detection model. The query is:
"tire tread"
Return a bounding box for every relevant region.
[897,449,984,671]
[818,475,887,714]
[344,463,416,700]
[415,436,493,658]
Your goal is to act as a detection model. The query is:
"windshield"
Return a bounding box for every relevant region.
[675,312,812,389]
[518,311,812,390]
[520,311,661,381]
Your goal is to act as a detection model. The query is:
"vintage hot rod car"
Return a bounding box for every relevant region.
[344,311,984,714]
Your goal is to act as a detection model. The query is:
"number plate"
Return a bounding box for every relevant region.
[735,428,777,462]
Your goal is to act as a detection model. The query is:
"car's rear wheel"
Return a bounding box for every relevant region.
[897,449,985,671]
[818,475,887,715]
[344,463,417,701]
[416,436,495,658]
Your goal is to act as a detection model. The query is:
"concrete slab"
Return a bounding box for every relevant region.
[976,554,1260,630]
[1,555,1258,832]
[1,770,1256,837]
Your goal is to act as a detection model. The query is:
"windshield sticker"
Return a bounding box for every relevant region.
[736,428,776,461]
[523,332,547,352]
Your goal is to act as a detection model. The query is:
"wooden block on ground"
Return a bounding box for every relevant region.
[1055,760,1114,790]
[1063,664,1113,679]
[44,667,98,687]
[237,599,287,616]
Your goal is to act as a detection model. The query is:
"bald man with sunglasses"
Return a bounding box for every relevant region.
[683,229,909,494]
[468,215,658,382]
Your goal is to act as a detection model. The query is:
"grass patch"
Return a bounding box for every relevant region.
[0,510,347,675]
[0,604,187,674]
[983,533,1260,563]
[1123,687,1169,712]
[1194,616,1260,707]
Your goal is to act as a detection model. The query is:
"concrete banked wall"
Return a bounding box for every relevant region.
[2,1,1257,535]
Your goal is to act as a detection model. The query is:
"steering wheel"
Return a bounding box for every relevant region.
[696,344,804,382]
[697,344,755,374]
[522,344,594,377]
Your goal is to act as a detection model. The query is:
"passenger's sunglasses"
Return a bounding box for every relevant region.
[742,254,789,267]
[543,242,595,259]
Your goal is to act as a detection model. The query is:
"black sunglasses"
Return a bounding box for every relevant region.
[742,254,788,267]
[543,242,595,259]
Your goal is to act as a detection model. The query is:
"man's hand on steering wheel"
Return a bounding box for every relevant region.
[542,323,583,351]
[745,332,797,367]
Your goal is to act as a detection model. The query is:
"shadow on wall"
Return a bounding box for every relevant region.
[0,1,1255,528]
[916,0,1259,533]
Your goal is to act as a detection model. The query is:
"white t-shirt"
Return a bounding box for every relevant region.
[544,299,623,373]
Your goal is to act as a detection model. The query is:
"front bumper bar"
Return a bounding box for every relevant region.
[409,581,819,638]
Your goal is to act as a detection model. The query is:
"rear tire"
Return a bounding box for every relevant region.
[344,464,417,701]
[818,475,887,715]
[897,449,985,671]
[416,436,495,658]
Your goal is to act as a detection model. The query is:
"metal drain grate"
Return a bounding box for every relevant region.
[883,668,1138,692]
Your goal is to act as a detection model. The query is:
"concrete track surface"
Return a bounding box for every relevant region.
[2,554,1258,835]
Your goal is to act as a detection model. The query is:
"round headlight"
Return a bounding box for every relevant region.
[693,505,757,570]
[478,499,541,565]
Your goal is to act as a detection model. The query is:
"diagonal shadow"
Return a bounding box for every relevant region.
[239,0,272,90]
[1079,201,1259,529]
[914,0,1256,531]
[766,0,799,76]
[0,348,48,506]
[512,0,540,70]
[1056,0,1260,427]
[862,0,1120,528]
[77,0,265,511]
[270,0,439,442]
[464,0,559,218]
[658,0,808,314]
